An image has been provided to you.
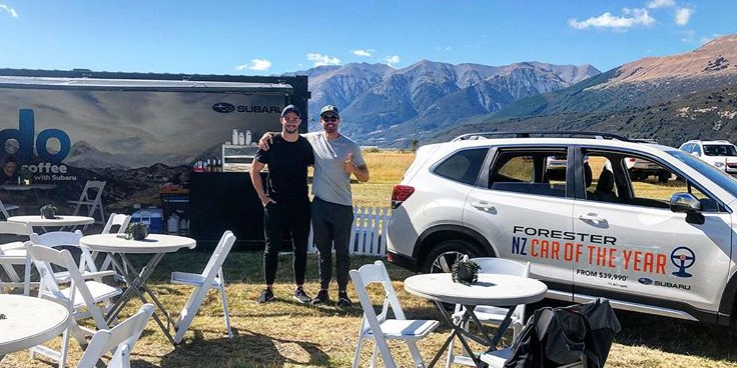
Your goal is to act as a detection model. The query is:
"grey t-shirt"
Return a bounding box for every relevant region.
[305,131,366,206]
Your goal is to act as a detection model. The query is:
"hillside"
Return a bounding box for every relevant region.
[433,84,737,147]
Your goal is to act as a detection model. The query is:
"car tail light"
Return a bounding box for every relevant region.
[629,158,636,162]
[392,185,415,209]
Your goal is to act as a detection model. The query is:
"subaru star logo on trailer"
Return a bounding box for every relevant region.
[212,102,236,113]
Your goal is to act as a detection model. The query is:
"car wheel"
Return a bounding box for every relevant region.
[421,239,486,274]
[658,171,669,184]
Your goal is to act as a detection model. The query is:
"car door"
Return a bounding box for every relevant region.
[463,147,575,298]
[572,147,731,315]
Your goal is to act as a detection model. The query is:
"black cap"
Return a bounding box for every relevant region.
[280,104,301,118]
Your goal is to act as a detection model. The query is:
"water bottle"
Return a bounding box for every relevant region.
[167,213,179,234]
[238,132,245,145]
[232,129,239,146]
[245,130,252,145]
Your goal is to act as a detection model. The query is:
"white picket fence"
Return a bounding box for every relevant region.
[308,206,391,257]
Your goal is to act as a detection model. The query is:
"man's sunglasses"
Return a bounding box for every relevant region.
[322,115,339,122]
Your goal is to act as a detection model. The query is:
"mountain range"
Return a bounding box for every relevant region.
[432,33,737,146]
[293,33,737,148]
[288,61,600,146]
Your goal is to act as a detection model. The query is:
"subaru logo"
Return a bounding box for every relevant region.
[638,277,653,285]
[212,103,235,113]
[670,246,695,278]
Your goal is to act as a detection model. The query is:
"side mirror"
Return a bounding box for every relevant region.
[670,192,701,213]
[691,151,699,157]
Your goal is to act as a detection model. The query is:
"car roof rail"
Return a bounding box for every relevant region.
[451,131,635,142]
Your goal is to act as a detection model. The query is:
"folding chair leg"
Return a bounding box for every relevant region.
[352,336,364,368]
[407,340,425,368]
[24,256,32,296]
[374,337,397,368]
[370,343,379,368]
[445,333,456,368]
[174,285,209,343]
[219,283,233,339]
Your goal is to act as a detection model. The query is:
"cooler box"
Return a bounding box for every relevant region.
[131,208,164,234]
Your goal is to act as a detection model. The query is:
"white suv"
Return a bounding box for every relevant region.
[387,131,737,325]
[679,140,737,176]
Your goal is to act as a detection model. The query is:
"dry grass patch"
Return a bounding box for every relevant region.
[5,253,737,367]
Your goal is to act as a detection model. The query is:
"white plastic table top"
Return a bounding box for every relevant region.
[80,233,196,254]
[7,215,95,227]
[404,273,548,306]
[0,295,70,356]
[1,184,57,191]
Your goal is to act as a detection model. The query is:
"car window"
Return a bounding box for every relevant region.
[433,148,488,186]
[488,149,567,198]
[583,156,618,203]
[703,144,737,156]
[681,143,693,153]
[694,144,703,156]
[583,150,719,212]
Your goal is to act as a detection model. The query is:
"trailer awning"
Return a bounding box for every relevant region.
[0,76,294,94]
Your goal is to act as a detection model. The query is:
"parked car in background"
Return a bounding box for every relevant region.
[679,140,737,176]
[388,131,737,326]
[626,139,670,183]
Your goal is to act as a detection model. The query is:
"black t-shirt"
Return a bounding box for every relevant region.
[254,134,314,200]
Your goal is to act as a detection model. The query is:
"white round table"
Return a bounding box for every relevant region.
[404,273,547,367]
[8,215,95,228]
[79,233,196,345]
[79,233,196,253]
[404,273,548,306]
[0,295,69,357]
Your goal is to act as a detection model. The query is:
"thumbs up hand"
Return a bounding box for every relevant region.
[343,152,355,173]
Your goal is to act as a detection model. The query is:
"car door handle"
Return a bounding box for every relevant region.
[471,201,496,211]
[578,213,607,224]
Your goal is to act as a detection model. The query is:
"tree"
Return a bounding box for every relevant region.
[410,139,419,152]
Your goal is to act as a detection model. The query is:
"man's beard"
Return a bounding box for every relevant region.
[323,124,337,134]
[285,126,298,134]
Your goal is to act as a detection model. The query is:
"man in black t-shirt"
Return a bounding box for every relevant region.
[250,104,315,304]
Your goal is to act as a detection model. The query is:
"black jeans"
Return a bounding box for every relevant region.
[312,197,354,291]
[263,197,311,286]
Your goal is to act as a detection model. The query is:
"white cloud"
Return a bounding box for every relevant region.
[700,33,722,45]
[568,8,655,30]
[234,58,272,71]
[0,4,18,18]
[352,49,375,57]
[385,55,401,67]
[436,46,452,52]
[646,0,675,9]
[306,53,341,67]
[674,7,693,26]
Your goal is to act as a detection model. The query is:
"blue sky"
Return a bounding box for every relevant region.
[0,1,733,75]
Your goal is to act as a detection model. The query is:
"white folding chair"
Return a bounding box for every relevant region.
[68,180,106,226]
[75,304,154,368]
[0,221,32,294]
[98,213,132,279]
[0,197,19,219]
[446,258,530,368]
[350,260,439,368]
[31,230,105,283]
[25,242,122,367]
[170,230,236,343]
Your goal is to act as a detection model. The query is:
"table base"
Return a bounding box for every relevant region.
[104,253,177,345]
[425,301,516,368]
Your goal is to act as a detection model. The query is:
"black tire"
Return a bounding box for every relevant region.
[421,239,486,274]
[658,171,669,184]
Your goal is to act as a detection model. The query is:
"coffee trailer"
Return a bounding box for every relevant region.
[0,68,310,250]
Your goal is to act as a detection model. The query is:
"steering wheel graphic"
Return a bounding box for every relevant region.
[671,246,695,278]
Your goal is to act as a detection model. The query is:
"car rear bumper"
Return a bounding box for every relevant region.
[386,251,419,272]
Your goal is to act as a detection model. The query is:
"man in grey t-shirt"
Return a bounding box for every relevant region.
[259,105,369,306]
